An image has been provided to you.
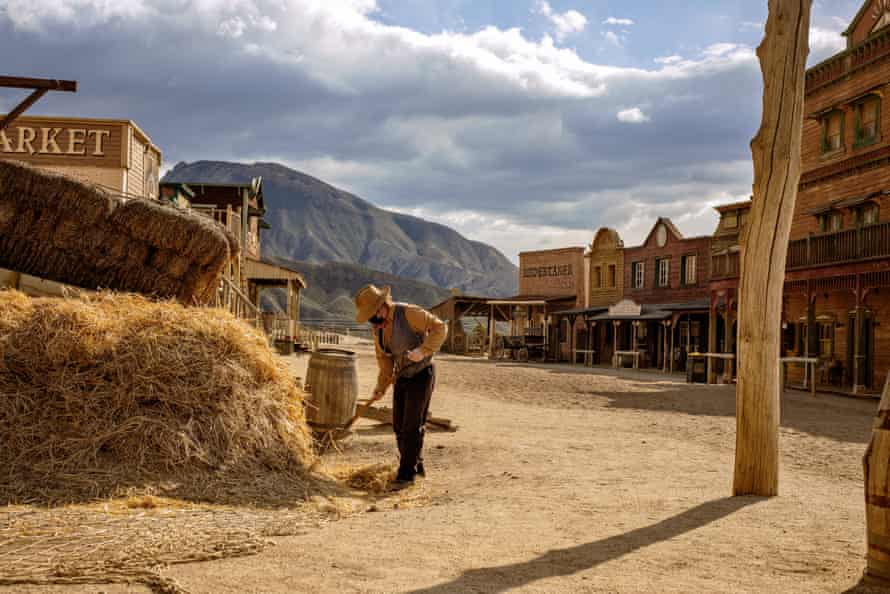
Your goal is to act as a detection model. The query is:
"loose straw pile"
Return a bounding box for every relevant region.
[0,290,320,504]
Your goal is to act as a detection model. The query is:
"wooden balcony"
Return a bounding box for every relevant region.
[787,222,890,269]
[710,222,890,280]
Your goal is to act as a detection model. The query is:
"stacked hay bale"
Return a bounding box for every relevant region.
[0,291,317,504]
[0,160,237,303]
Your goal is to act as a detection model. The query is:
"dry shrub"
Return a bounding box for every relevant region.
[0,290,322,505]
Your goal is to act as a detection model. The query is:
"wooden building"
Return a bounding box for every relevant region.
[706,200,751,383]
[0,115,160,198]
[160,180,305,351]
[0,116,162,296]
[775,0,890,394]
[608,218,712,371]
[506,246,587,360]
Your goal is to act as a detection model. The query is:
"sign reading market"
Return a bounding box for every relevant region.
[0,117,124,168]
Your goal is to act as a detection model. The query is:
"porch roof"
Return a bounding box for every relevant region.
[244,258,306,288]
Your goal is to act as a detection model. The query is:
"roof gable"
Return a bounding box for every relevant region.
[641,217,683,248]
[845,0,890,45]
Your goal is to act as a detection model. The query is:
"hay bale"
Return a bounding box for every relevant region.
[0,161,239,303]
[0,290,317,504]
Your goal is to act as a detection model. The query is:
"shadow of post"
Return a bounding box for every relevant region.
[406,497,763,594]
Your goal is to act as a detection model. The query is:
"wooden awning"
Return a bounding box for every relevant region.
[244,258,306,288]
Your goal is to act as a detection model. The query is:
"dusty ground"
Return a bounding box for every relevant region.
[4,346,885,593]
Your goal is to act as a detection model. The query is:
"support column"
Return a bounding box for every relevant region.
[631,322,638,369]
[668,320,677,373]
[657,323,663,372]
[806,287,816,389]
[612,321,620,367]
[708,295,718,384]
[854,277,863,394]
[489,304,496,359]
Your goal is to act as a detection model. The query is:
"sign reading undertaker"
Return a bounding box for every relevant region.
[518,246,585,300]
[0,117,123,168]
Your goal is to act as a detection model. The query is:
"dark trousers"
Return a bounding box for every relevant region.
[392,365,434,479]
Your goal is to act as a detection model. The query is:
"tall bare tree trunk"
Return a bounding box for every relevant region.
[733,0,811,497]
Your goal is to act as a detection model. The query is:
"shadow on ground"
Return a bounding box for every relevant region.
[405,496,763,594]
[443,356,876,445]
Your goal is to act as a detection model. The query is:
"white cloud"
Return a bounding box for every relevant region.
[602,31,623,47]
[603,17,634,27]
[536,0,588,41]
[810,25,845,57]
[655,55,683,65]
[616,107,651,124]
[739,21,763,32]
[0,0,766,260]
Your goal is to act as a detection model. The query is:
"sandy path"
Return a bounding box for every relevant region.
[152,347,880,593]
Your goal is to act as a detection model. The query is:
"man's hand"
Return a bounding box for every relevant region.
[406,348,426,363]
[370,389,385,403]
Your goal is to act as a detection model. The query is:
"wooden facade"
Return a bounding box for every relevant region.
[0,115,160,199]
[587,228,624,308]
[159,180,305,350]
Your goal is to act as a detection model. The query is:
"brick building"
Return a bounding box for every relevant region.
[602,218,712,371]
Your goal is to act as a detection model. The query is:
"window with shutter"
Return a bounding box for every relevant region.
[856,97,881,147]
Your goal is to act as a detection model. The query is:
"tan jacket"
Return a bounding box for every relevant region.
[373,303,447,394]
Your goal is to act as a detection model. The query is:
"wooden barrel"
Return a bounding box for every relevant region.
[864,373,890,583]
[304,349,358,429]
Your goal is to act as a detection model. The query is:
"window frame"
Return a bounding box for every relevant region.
[594,265,602,289]
[820,108,845,155]
[656,257,670,288]
[632,261,645,289]
[854,95,881,149]
[608,264,617,288]
[681,253,698,286]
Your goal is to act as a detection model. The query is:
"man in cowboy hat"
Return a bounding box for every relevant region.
[355,284,447,490]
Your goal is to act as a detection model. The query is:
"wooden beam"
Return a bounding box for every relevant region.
[0,76,77,91]
[0,88,47,133]
[0,76,77,132]
[733,0,810,498]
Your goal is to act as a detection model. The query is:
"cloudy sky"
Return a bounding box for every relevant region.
[0,0,863,260]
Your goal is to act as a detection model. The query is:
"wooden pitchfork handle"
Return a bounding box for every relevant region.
[343,396,381,430]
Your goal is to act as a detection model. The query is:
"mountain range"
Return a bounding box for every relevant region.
[163,161,518,317]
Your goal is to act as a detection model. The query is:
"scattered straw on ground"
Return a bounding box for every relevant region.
[0,501,335,594]
[331,463,397,493]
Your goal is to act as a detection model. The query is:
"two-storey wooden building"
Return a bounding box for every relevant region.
[159,180,305,350]
[598,218,712,371]
[781,0,890,394]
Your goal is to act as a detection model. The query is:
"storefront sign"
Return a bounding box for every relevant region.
[0,118,123,168]
[523,264,573,278]
[609,299,642,317]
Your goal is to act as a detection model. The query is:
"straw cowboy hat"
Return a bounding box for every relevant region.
[355,284,392,323]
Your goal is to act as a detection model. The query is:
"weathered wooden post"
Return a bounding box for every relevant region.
[733,0,811,497]
[863,373,890,583]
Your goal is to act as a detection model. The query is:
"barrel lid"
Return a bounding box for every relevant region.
[314,348,356,359]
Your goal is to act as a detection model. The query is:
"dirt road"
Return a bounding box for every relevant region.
[155,347,879,593]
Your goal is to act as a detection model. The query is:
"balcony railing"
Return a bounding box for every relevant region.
[710,222,890,279]
[787,221,890,269]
